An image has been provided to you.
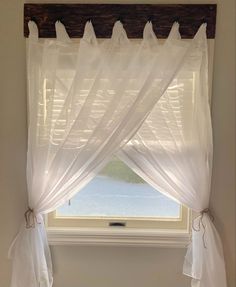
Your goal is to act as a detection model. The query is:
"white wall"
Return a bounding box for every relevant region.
[0,0,235,287]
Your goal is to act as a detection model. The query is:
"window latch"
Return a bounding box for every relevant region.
[109,222,126,227]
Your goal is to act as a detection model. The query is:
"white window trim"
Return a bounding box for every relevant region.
[46,209,191,247]
[47,227,191,247]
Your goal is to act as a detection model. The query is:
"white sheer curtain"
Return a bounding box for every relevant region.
[118,24,227,287]
[9,20,226,287]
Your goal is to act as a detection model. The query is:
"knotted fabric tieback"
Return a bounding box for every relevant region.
[24,207,40,228]
[192,208,214,248]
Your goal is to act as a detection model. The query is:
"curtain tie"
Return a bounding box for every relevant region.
[192,208,214,248]
[24,207,40,228]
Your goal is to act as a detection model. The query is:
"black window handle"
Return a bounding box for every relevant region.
[109,222,126,227]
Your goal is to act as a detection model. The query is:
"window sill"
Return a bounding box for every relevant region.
[47,227,190,248]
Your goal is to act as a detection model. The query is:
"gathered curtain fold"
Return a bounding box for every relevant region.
[9,20,226,287]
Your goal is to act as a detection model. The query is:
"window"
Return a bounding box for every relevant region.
[58,157,181,217]
[46,75,192,246]
[47,156,190,246]
[47,166,190,246]
[47,157,188,228]
[45,36,215,247]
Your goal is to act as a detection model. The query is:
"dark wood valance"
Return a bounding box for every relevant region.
[24,4,217,39]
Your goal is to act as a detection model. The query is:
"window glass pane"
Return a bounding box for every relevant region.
[57,157,181,218]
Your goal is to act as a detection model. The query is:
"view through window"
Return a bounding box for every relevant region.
[57,157,181,219]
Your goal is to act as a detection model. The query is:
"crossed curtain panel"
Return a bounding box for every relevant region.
[9,20,227,287]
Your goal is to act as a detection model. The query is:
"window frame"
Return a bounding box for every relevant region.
[46,206,191,247]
